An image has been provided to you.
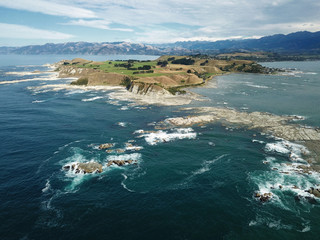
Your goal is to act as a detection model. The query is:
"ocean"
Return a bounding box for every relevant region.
[0,55,319,240]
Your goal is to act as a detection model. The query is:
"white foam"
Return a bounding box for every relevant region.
[191,155,227,177]
[32,100,46,103]
[246,83,269,89]
[107,100,121,106]
[252,139,265,144]
[300,225,311,232]
[5,71,42,76]
[81,96,104,102]
[265,140,309,162]
[250,151,320,212]
[120,106,129,110]
[42,179,51,193]
[65,90,86,95]
[249,216,292,230]
[290,115,306,121]
[121,174,135,192]
[0,73,60,85]
[125,145,143,151]
[28,84,121,94]
[117,122,127,127]
[133,129,145,134]
[280,70,303,77]
[138,128,197,145]
[107,153,141,161]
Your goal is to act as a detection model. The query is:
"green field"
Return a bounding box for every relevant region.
[77,60,159,76]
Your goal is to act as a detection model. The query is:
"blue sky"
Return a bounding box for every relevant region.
[0,0,319,46]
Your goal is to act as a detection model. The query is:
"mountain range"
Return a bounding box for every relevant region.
[0,31,319,55]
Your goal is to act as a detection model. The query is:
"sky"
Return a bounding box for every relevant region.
[0,0,319,46]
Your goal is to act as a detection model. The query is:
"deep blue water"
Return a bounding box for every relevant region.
[0,56,320,240]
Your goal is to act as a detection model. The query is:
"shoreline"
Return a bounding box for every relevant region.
[37,60,320,167]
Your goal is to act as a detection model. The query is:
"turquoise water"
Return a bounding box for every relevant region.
[0,56,319,239]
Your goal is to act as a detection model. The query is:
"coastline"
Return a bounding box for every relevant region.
[42,58,320,172]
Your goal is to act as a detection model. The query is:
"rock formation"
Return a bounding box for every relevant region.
[63,162,103,174]
[254,192,273,203]
[99,143,115,150]
[107,160,137,167]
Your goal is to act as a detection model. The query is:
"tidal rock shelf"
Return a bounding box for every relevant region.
[159,107,320,164]
[163,107,320,142]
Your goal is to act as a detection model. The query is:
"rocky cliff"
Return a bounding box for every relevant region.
[127,82,171,96]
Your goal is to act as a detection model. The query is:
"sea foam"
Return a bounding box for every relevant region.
[136,128,197,145]
[81,96,104,102]
[265,140,309,162]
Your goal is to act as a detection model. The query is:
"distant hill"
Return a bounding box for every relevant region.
[0,31,319,55]
[169,31,320,54]
[0,42,163,55]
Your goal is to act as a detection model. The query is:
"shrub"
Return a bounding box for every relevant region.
[167,87,186,95]
[171,58,195,65]
[138,65,151,70]
[200,60,208,66]
[157,61,168,67]
[70,77,88,85]
[120,76,132,89]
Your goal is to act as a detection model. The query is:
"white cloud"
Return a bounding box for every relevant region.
[0,23,74,40]
[0,0,96,18]
[1,0,320,43]
[60,0,320,37]
[63,20,134,32]
[133,27,259,44]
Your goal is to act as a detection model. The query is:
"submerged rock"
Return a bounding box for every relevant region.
[305,196,317,204]
[295,195,317,204]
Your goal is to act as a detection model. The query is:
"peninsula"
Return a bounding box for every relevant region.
[55,55,275,97]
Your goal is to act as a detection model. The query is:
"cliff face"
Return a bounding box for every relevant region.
[127,82,170,96]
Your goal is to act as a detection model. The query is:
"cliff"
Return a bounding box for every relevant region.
[127,82,170,96]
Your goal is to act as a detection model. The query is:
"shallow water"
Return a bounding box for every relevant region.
[0,56,319,240]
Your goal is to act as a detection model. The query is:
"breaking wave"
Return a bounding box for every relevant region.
[135,128,197,145]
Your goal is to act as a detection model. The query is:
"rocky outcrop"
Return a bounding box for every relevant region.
[107,160,137,167]
[127,82,170,96]
[63,162,103,174]
[99,143,115,150]
[254,192,273,203]
[305,187,320,198]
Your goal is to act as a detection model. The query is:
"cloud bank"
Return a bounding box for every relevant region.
[0,0,319,43]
